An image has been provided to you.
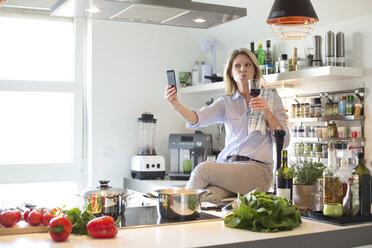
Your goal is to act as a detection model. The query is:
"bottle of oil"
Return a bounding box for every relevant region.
[352,152,371,215]
[323,142,343,204]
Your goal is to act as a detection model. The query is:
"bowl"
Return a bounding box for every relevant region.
[323,203,343,217]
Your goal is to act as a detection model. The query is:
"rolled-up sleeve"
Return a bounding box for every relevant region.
[186,97,225,129]
[272,91,290,148]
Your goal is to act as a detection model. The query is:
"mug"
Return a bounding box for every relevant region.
[350,127,362,138]
[182,159,192,173]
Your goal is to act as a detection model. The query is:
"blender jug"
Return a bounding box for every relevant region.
[137,113,157,155]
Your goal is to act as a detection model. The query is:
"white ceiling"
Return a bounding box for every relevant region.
[4,0,372,47]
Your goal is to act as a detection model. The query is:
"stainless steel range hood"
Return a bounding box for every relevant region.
[50,0,246,29]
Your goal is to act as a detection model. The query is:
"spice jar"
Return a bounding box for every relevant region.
[291,104,296,118]
[295,104,301,118]
[346,95,354,115]
[326,103,333,117]
[304,103,310,117]
[354,103,362,116]
[328,121,337,138]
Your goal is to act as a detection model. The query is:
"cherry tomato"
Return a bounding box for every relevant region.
[14,210,22,223]
[42,212,55,226]
[86,216,118,239]
[28,211,42,226]
[51,207,63,216]
[23,210,31,223]
[47,216,72,242]
[0,211,17,227]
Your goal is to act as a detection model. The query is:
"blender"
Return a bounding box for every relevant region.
[131,113,165,180]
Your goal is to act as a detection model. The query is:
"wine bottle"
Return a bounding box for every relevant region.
[276,150,293,201]
[250,41,257,58]
[264,40,272,65]
[352,152,371,215]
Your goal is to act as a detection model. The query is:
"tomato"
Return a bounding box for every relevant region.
[51,207,63,216]
[86,216,118,239]
[14,210,22,223]
[47,216,72,242]
[42,212,55,226]
[28,211,42,226]
[0,211,17,227]
[23,210,31,223]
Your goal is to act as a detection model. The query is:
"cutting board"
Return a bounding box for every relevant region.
[0,221,47,236]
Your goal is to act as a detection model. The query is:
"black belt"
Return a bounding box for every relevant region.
[226,155,262,163]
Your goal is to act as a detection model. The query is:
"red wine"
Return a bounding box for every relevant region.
[250,89,260,97]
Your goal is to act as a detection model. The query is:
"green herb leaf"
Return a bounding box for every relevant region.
[64,204,95,235]
[224,191,301,232]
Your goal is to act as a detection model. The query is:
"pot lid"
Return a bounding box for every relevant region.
[83,180,126,197]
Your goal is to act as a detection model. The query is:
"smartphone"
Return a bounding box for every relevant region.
[167,70,177,91]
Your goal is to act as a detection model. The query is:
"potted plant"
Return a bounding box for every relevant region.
[290,159,325,209]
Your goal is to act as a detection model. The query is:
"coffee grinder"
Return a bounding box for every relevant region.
[131,113,165,180]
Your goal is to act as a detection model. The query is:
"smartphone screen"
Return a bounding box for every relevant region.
[167,70,177,90]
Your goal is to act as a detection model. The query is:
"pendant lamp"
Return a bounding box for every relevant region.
[267,0,319,40]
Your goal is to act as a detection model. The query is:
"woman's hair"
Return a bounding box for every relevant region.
[224,48,262,95]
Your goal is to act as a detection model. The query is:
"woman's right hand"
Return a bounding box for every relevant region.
[164,85,178,106]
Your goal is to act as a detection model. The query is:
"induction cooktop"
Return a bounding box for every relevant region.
[118,205,222,229]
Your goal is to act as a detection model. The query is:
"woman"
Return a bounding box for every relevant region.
[164,48,290,201]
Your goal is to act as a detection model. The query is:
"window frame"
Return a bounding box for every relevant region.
[0,15,87,192]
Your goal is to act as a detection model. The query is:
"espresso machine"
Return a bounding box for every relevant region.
[131,113,165,180]
[168,132,212,180]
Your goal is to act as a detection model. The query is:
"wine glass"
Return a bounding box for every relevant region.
[248,78,265,115]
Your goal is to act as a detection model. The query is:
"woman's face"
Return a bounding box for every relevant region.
[230,54,255,86]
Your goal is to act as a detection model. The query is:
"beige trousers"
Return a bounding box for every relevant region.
[185,161,273,202]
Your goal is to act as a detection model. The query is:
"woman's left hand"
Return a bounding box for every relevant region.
[249,97,269,112]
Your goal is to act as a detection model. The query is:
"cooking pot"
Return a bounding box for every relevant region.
[82,180,127,220]
[145,188,212,220]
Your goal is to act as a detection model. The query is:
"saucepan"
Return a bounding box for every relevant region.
[144,188,212,220]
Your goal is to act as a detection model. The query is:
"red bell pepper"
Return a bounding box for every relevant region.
[86,216,118,239]
[47,216,72,242]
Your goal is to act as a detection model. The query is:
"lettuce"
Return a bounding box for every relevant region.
[224,190,301,232]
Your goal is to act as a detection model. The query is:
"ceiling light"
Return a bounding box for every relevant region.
[267,0,319,40]
[85,6,101,13]
[194,18,206,23]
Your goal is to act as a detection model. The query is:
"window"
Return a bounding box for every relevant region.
[0,11,85,209]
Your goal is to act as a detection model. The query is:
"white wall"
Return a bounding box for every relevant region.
[87,4,372,188]
[88,20,215,187]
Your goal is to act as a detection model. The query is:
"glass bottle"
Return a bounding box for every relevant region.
[276,150,293,201]
[292,47,298,71]
[280,54,289,73]
[264,40,272,65]
[257,43,266,65]
[328,121,337,138]
[351,152,371,215]
[250,41,256,58]
[323,142,343,204]
[338,96,346,115]
[342,177,360,216]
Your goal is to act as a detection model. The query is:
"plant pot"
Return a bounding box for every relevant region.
[293,184,317,209]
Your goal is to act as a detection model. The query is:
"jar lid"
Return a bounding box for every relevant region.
[334,142,348,150]
[355,103,363,107]
[82,180,126,198]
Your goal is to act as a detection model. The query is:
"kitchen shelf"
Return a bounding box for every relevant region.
[289,116,365,123]
[179,66,363,95]
[291,137,365,143]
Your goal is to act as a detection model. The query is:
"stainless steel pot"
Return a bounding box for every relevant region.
[145,188,212,220]
[82,180,127,220]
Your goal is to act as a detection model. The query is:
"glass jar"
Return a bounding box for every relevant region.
[291,104,296,118]
[304,143,312,157]
[300,103,305,118]
[328,121,337,138]
[304,103,310,117]
[309,105,316,117]
[313,143,322,153]
[297,126,305,137]
[298,142,304,156]
[293,142,299,156]
[291,126,298,137]
[295,104,301,118]
[315,104,321,117]
[308,126,315,137]
[326,103,333,117]
[332,102,338,116]
[354,103,362,116]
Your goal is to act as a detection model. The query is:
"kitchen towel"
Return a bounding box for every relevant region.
[248,87,275,135]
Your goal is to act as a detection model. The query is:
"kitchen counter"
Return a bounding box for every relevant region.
[1,217,372,247]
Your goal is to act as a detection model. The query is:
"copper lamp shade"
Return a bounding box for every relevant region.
[267,0,319,40]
